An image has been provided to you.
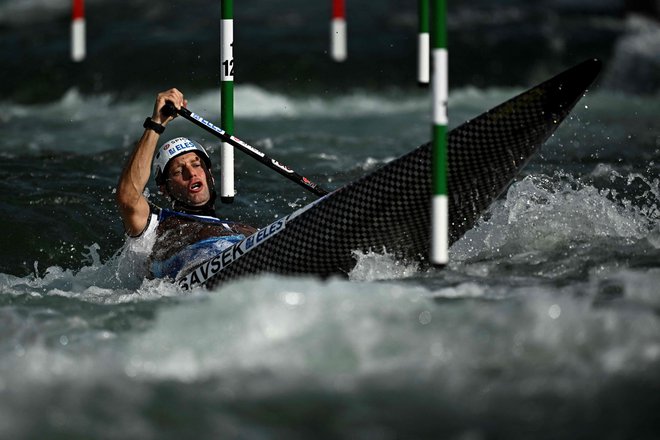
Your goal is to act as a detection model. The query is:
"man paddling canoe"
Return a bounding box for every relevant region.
[116,88,257,279]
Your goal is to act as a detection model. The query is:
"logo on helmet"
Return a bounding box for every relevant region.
[153,137,212,186]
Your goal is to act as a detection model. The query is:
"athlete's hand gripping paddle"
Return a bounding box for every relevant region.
[163,102,330,198]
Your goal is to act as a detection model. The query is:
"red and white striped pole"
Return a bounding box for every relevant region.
[331,0,347,62]
[71,0,86,62]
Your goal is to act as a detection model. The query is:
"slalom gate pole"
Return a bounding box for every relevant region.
[418,0,430,85]
[431,0,449,266]
[71,0,86,62]
[164,103,330,198]
[220,0,235,203]
[331,0,347,62]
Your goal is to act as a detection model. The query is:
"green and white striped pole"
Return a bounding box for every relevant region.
[418,0,430,85]
[431,0,448,266]
[220,0,235,203]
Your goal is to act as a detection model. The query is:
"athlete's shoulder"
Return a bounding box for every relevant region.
[125,203,161,239]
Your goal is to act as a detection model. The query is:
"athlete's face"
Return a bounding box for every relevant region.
[163,152,212,206]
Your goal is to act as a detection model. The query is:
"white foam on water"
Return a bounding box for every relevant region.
[349,249,420,281]
[452,172,659,265]
[112,274,660,397]
[3,272,659,387]
[193,85,430,120]
[0,234,183,305]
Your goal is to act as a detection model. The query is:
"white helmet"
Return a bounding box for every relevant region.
[153,137,212,185]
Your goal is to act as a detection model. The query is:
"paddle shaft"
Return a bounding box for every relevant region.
[164,103,329,197]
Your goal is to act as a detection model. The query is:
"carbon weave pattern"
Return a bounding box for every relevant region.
[200,59,601,289]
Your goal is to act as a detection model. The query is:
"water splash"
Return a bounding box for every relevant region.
[349,248,420,281]
[451,171,659,280]
[0,236,185,305]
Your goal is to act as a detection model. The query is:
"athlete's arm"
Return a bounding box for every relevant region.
[116,88,187,236]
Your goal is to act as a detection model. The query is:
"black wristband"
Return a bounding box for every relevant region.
[143,117,165,134]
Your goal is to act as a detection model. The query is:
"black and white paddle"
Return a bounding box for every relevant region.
[163,102,330,198]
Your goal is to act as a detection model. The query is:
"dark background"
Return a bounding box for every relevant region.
[0,0,657,102]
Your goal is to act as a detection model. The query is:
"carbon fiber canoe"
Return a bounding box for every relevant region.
[178,58,602,290]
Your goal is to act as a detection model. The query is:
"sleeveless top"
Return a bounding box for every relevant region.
[139,206,257,280]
